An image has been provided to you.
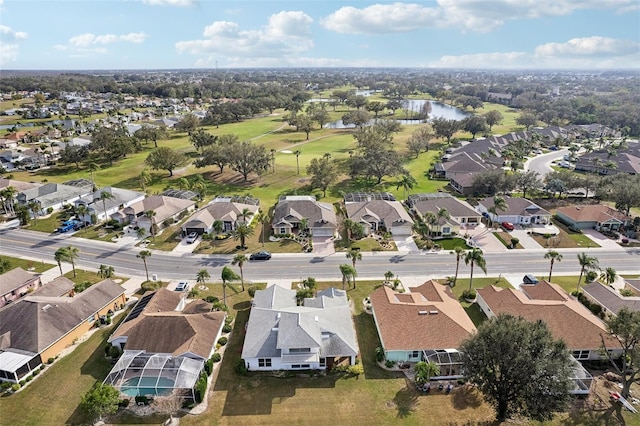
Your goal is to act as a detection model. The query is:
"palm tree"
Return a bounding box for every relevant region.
[213,220,224,235]
[487,196,508,228]
[423,211,438,237]
[339,264,356,290]
[294,150,301,174]
[65,245,79,278]
[0,186,17,216]
[98,264,115,279]
[54,247,68,276]
[601,267,617,287]
[346,249,362,289]
[464,248,487,292]
[395,173,417,199]
[144,210,156,239]
[232,223,254,249]
[436,208,450,236]
[232,254,248,291]
[414,361,440,385]
[137,250,152,281]
[384,270,394,284]
[220,266,240,306]
[139,168,151,192]
[238,207,254,225]
[87,162,100,190]
[136,227,146,240]
[27,200,40,222]
[99,190,114,223]
[254,211,269,247]
[196,269,210,287]
[544,250,563,282]
[452,246,465,287]
[576,252,599,292]
[76,204,89,225]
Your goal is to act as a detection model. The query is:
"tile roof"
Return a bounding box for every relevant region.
[371,280,476,351]
[556,204,631,224]
[476,282,618,350]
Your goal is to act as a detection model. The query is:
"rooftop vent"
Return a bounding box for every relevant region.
[418,310,428,315]
[429,310,439,315]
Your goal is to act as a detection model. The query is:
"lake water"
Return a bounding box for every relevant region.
[324,100,469,129]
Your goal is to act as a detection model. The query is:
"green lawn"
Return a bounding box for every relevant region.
[435,237,470,250]
[0,255,54,273]
[334,236,397,252]
[64,268,127,286]
[193,225,306,255]
[23,212,64,233]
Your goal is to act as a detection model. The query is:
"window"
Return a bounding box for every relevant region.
[411,351,420,359]
[258,358,272,367]
[280,227,286,234]
[442,227,451,234]
[572,350,590,360]
[291,364,310,369]
[319,358,326,367]
[289,348,311,353]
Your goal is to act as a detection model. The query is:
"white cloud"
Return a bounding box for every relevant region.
[429,36,640,69]
[194,55,372,68]
[141,0,196,6]
[68,32,148,47]
[322,0,637,33]
[176,11,314,58]
[0,24,28,66]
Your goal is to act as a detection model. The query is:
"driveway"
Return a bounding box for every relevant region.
[312,236,335,256]
[394,235,420,253]
[582,229,624,250]
[465,224,507,253]
[509,228,543,250]
[172,236,200,254]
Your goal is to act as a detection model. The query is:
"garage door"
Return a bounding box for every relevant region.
[312,227,334,237]
[184,227,205,235]
[391,225,413,236]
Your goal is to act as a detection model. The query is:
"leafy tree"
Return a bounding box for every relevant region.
[483,110,503,130]
[464,248,487,292]
[232,254,248,291]
[462,115,487,139]
[461,314,573,422]
[349,123,404,184]
[342,110,371,128]
[345,249,362,289]
[414,361,440,385]
[220,266,240,306]
[576,252,599,292]
[308,103,330,129]
[602,308,640,398]
[145,147,189,177]
[515,170,542,199]
[59,145,88,169]
[175,113,200,134]
[307,156,338,197]
[544,250,562,281]
[431,117,460,144]
[232,223,254,249]
[137,250,152,281]
[296,114,314,140]
[80,383,121,422]
[134,124,167,148]
[227,140,270,181]
[90,125,138,166]
[190,128,217,151]
[515,110,538,130]
[406,126,434,158]
[365,100,386,117]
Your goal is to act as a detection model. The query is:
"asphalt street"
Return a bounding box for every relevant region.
[1,228,638,282]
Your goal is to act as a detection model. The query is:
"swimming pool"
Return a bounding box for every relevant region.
[120,376,175,397]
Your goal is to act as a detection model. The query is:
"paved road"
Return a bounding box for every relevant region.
[2,229,638,282]
[524,149,568,177]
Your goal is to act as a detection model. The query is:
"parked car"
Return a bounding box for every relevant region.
[523,274,539,284]
[501,222,515,231]
[175,281,189,292]
[186,232,198,244]
[250,251,272,261]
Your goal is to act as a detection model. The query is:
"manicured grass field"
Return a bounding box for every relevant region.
[0,255,54,273]
[531,220,600,249]
[435,237,470,250]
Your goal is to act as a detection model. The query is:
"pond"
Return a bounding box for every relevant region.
[324,100,469,129]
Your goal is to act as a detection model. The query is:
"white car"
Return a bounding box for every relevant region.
[175,281,189,292]
[186,232,198,244]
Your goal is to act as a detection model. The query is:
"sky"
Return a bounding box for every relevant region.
[1,0,639,70]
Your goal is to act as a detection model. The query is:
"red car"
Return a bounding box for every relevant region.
[501,222,515,231]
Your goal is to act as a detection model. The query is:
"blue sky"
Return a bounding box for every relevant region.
[1,0,639,70]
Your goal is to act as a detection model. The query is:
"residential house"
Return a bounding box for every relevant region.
[370,280,476,379]
[242,286,359,371]
[344,194,413,236]
[476,281,621,361]
[476,196,551,225]
[407,193,482,235]
[574,142,640,176]
[16,182,93,216]
[75,187,146,223]
[0,279,125,383]
[111,195,196,233]
[0,177,41,192]
[182,196,259,236]
[582,280,640,317]
[0,268,42,308]
[555,204,632,232]
[105,288,225,398]
[272,196,337,237]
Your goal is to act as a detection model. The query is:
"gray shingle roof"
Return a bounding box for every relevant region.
[273,196,337,229]
[0,267,39,295]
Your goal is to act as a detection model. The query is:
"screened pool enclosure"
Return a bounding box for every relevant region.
[104,351,203,399]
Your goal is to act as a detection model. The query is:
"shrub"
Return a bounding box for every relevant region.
[222,324,232,333]
[25,375,33,382]
[11,383,20,392]
[375,347,385,363]
[235,359,248,376]
[620,289,635,297]
[461,289,476,301]
[109,346,122,359]
[347,364,364,376]
[195,373,208,403]
[385,360,396,368]
[203,295,219,303]
[1,382,11,391]
[211,353,221,363]
[141,281,159,292]
[586,271,598,283]
[212,302,228,312]
[224,315,234,325]
[32,369,40,376]
[204,359,213,376]
[48,357,55,364]
[217,337,228,346]
[247,286,257,298]
[118,399,130,408]
[19,380,26,387]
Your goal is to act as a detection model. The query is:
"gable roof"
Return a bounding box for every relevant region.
[582,282,640,316]
[478,195,550,217]
[0,267,40,295]
[121,195,195,222]
[273,196,337,229]
[556,204,631,224]
[371,280,476,351]
[18,183,92,208]
[476,281,618,350]
[32,276,74,297]
[242,286,358,360]
[345,200,413,229]
[408,193,481,219]
[0,280,124,354]
[183,200,259,230]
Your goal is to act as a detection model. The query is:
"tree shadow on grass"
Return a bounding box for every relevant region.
[393,385,419,419]
[451,384,484,411]
[561,403,626,426]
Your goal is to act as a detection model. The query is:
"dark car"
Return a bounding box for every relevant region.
[523,274,539,284]
[250,251,272,261]
[501,222,515,231]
